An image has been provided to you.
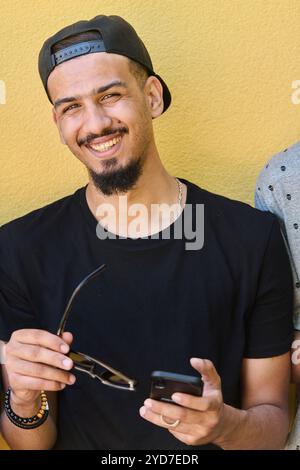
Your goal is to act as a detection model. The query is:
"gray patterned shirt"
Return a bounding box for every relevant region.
[255,141,300,330]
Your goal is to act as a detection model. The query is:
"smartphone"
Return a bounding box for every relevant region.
[150,370,203,404]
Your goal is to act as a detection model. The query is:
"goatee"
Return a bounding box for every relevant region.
[89,156,144,196]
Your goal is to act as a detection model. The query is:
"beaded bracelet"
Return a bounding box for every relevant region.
[4,387,49,430]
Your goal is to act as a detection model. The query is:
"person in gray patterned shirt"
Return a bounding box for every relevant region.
[255,141,300,449]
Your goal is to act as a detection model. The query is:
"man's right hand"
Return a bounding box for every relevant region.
[4,329,75,407]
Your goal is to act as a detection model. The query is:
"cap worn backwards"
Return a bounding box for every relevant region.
[38,15,171,113]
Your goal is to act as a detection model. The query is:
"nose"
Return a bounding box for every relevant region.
[81,102,113,137]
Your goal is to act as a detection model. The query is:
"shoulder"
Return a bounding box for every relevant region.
[184,179,277,246]
[255,141,300,214]
[0,188,83,253]
[256,141,300,188]
[186,178,275,226]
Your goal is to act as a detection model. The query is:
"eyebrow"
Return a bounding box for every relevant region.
[53,80,127,109]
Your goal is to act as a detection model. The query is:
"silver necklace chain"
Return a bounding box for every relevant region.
[176,178,183,208]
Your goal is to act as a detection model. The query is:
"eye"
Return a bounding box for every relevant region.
[62,103,80,114]
[101,93,121,103]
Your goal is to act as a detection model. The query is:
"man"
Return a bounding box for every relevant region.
[0,15,294,450]
[255,141,300,449]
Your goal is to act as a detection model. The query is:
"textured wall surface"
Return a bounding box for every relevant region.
[1,0,300,225]
[1,0,300,449]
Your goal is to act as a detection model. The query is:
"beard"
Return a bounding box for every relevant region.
[88,155,144,196]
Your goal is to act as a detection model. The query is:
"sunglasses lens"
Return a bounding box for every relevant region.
[68,350,96,375]
[100,370,134,389]
[67,350,136,390]
[69,350,90,365]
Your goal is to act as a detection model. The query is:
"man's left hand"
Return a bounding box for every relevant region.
[139,358,225,446]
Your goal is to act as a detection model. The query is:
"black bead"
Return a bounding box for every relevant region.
[268,185,273,191]
[294,223,298,229]
[281,166,286,171]
[287,194,291,200]
[296,282,300,288]
[3,387,49,430]
[284,148,288,152]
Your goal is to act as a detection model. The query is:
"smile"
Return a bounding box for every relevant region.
[88,136,122,154]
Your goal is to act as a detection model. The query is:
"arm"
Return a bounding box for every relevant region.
[255,161,300,384]
[0,330,74,450]
[140,355,290,450]
[0,228,76,449]
[291,330,300,383]
[1,364,58,450]
[215,353,290,449]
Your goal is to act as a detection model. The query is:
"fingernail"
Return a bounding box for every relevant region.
[140,406,146,417]
[63,358,73,369]
[172,393,182,403]
[191,357,202,365]
[60,344,69,353]
[60,383,66,389]
[144,399,152,408]
[69,374,76,384]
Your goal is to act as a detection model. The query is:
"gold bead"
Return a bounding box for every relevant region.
[37,413,43,419]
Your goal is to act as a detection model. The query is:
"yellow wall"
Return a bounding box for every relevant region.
[1,0,300,449]
[1,0,300,225]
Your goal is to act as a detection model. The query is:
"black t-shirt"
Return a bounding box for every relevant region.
[0,179,294,450]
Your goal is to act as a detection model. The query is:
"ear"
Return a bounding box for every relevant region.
[144,76,164,119]
[52,108,66,145]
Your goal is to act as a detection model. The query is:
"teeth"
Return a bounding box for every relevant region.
[90,136,121,152]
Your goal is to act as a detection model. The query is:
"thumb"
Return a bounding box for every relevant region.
[190,357,221,395]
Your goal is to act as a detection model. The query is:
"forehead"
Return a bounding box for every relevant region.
[47,52,133,102]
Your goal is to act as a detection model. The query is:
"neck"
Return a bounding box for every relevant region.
[85,149,186,237]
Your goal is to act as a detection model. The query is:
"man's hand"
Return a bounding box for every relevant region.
[4,329,75,408]
[139,358,225,446]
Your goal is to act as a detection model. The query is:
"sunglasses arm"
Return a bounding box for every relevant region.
[56,264,106,336]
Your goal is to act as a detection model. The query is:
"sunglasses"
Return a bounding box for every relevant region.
[56,264,137,391]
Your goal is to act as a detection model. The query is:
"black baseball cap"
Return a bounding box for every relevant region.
[38,15,171,113]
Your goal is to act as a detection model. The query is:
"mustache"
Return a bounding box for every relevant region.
[78,127,128,146]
